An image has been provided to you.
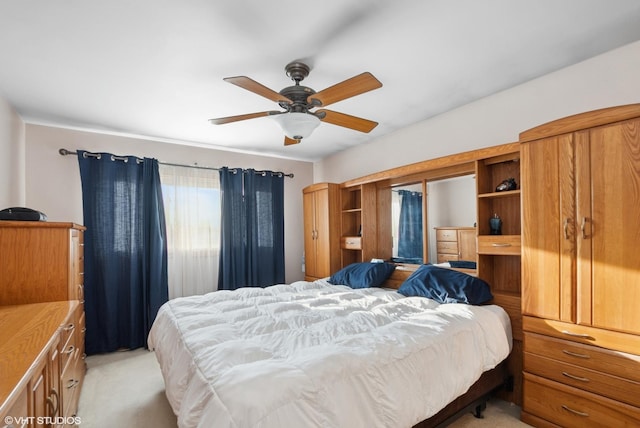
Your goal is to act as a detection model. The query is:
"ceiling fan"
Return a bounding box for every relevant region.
[209,61,383,146]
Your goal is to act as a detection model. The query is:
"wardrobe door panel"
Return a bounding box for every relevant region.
[587,118,640,334]
[522,137,562,320]
[303,191,318,279]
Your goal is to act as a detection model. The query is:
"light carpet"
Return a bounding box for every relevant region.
[77,349,531,427]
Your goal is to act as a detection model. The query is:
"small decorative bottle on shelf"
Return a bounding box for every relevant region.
[489,213,502,235]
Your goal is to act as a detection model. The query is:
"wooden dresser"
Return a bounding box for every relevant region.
[433,226,476,263]
[0,222,85,305]
[520,104,640,426]
[0,301,82,428]
[0,221,86,426]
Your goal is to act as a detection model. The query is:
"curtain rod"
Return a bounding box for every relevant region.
[58,148,294,178]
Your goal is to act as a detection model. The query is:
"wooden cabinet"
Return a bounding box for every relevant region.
[340,183,377,266]
[0,222,85,305]
[434,227,476,263]
[520,104,640,426]
[475,151,522,299]
[474,149,523,406]
[303,183,341,281]
[0,301,81,428]
[0,221,86,426]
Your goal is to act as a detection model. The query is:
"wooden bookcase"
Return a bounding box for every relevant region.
[475,149,522,405]
[340,183,377,266]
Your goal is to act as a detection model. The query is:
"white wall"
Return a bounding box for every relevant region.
[315,40,640,183]
[0,95,25,207]
[24,124,314,283]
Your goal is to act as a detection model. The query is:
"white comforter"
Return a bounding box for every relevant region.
[148,280,512,428]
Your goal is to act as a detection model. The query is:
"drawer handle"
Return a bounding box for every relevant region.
[561,405,589,417]
[562,371,590,382]
[563,218,570,240]
[47,388,60,417]
[562,349,591,359]
[491,243,512,247]
[64,345,75,355]
[63,323,75,331]
[561,330,592,339]
[66,379,80,389]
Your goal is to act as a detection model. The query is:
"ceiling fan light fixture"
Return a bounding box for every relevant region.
[272,112,321,140]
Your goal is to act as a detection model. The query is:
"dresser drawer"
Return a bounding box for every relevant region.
[60,326,77,375]
[61,348,82,418]
[523,316,640,356]
[525,351,640,407]
[436,241,458,254]
[477,235,520,255]
[524,332,640,383]
[523,373,640,427]
[437,254,459,263]
[59,319,76,353]
[340,236,361,250]
[435,229,457,242]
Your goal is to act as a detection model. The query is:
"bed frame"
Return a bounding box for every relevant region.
[383,267,513,427]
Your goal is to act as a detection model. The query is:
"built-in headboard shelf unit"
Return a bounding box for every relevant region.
[327,141,523,405]
[475,150,523,406]
[340,183,377,266]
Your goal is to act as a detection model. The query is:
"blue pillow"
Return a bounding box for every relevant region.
[328,262,396,289]
[397,264,493,305]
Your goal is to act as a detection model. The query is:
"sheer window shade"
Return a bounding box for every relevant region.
[159,164,221,298]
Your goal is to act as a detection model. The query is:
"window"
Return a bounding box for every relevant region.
[159,164,221,298]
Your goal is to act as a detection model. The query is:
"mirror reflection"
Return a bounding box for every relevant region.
[391,175,477,266]
[391,183,424,264]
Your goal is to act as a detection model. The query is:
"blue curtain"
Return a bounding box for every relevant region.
[77,151,168,355]
[398,190,423,260]
[218,168,285,290]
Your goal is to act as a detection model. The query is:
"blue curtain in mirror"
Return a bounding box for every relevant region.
[77,151,168,355]
[218,168,285,290]
[398,190,423,260]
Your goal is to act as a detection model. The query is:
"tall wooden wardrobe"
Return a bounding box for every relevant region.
[302,183,341,281]
[519,104,640,426]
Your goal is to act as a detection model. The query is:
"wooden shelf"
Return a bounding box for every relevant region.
[477,189,521,199]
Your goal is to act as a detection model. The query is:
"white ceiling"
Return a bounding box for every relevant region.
[2,1,640,162]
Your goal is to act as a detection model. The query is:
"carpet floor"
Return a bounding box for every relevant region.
[77,348,531,427]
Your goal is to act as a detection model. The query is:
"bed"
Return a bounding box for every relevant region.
[148,264,513,428]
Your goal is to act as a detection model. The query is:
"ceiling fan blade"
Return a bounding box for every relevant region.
[316,109,378,133]
[209,111,282,125]
[284,136,300,146]
[224,76,292,104]
[308,72,382,107]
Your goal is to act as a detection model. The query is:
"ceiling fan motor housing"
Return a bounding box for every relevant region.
[279,85,316,113]
[285,61,310,83]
